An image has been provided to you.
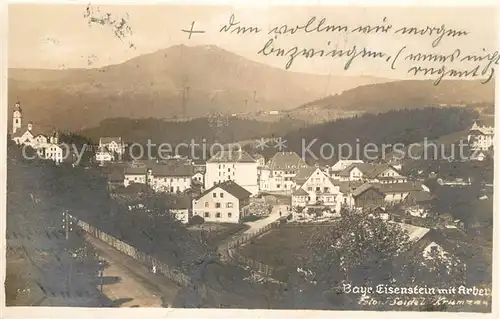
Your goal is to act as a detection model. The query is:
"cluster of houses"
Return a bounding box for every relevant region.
[10,101,74,164]
[103,144,436,224]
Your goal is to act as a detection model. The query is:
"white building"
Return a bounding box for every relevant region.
[150,162,194,193]
[96,137,125,162]
[468,120,494,151]
[337,163,407,184]
[165,195,192,224]
[329,159,364,179]
[259,152,308,192]
[292,167,352,213]
[123,167,148,187]
[205,150,258,195]
[192,180,251,223]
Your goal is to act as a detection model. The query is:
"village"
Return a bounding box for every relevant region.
[8,99,494,309]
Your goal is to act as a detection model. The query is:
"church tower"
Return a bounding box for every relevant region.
[12,100,22,134]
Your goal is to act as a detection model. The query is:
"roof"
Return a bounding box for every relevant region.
[151,162,194,177]
[338,163,401,179]
[293,166,317,184]
[267,152,307,170]
[332,180,364,193]
[352,183,380,197]
[207,150,257,163]
[97,145,111,153]
[195,180,251,200]
[330,159,364,172]
[292,188,309,196]
[376,182,422,193]
[12,126,35,138]
[108,169,124,182]
[99,137,123,145]
[408,190,434,202]
[396,223,431,242]
[165,194,192,210]
[123,167,147,175]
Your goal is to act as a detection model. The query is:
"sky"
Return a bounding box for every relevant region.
[8,4,498,78]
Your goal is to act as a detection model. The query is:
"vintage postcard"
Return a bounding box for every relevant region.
[3,1,498,317]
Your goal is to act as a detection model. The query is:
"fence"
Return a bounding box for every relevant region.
[224,221,280,250]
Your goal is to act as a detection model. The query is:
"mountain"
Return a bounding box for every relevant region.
[8,45,389,131]
[284,79,495,123]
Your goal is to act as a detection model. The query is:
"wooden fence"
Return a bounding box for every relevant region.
[69,213,220,300]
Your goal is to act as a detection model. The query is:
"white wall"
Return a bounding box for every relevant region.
[205,162,258,195]
[192,188,241,223]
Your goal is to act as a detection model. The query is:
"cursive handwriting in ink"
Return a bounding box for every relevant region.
[220,13,261,35]
[268,16,348,39]
[405,49,461,63]
[351,17,392,34]
[408,63,495,86]
[394,24,469,47]
[257,38,387,70]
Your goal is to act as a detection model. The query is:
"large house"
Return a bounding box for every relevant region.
[205,150,258,195]
[149,161,194,193]
[468,120,494,151]
[329,159,364,178]
[337,163,407,184]
[123,167,148,187]
[259,152,309,192]
[96,137,125,162]
[165,194,192,224]
[292,167,354,213]
[192,180,251,223]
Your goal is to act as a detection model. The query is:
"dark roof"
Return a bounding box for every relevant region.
[207,150,256,163]
[108,170,124,182]
[165,194,192,210]
[292,188,309,196]
[151,162,194,177]
[12,126,35,138]
[332,180,363,193]
[352,183,379,197]
[267,152,307,170]
[195,180,251,200]
[293,166,316,184]
[376,182,421,193]
[124,167,147,175]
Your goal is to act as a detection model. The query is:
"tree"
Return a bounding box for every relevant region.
[306,209,411,288]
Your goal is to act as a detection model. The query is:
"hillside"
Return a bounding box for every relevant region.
[284,79,495,123]
[8,44,388,131]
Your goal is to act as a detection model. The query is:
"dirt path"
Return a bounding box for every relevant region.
[85,234,180,307]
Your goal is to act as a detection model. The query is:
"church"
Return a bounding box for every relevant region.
[11,100,70,164]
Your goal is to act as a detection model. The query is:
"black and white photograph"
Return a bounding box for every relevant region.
[3,2,497,316]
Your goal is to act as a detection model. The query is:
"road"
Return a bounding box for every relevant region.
[85,234,180,307]
[242,204,289,235]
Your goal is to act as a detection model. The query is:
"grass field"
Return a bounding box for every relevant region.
[238,224,325,270]
[187,222,250,248]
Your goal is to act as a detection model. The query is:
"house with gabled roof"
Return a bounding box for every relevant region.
[338,162,407,184]
[205,149,258,195]
[192,180,251,223]
[96,137,125,162]
[468,119,494,151]
[329,159,364,179]
[259,152,309,192]
[292,166,353,214]
[123,167,148,187]
[150,161,194,193]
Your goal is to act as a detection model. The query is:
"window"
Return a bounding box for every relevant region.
[216,212,221,218]
[204,201,209,208]
[228,213,232,218]
[226,202,233,208]
[216,202,221,208]
[308,187,312,191]
[277,184,281,188]
[316,187,320,192]
[204,212,210,218]
[213,193,217,198]
[220,192,224,198]
[324,187,329,192]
